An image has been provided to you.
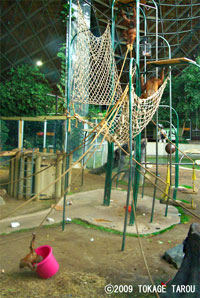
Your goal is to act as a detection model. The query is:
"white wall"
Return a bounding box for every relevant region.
[146,142,200,156]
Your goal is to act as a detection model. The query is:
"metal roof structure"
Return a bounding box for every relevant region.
[0,0,200,91]
[0,0,65,88]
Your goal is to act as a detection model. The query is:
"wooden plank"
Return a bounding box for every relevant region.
[0,149,19,157]
[147,57,195,67]
[0,115,68,121]
[0,115,104,121]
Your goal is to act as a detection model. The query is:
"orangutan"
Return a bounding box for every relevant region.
[19,233,43,271]
[140,68,165,98]
[121,7,137,46]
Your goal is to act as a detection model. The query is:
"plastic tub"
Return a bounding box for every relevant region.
[35,245,59,279]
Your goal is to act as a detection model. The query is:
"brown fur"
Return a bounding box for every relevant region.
[19,233,43,271]
[121,8,137,46]
[141,68,165,98]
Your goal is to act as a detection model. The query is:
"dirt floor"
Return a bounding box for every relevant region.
[0,163,200,298]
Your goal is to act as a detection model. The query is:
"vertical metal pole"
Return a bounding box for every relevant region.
[93,119,97,168]
[62,0,72,231]
[173,109,179,200]
[103,0,116,206]
[81,131,87,186]
[165,45,172,217]
[129,0,141,225]
[159,105,179,200]
[141,127,147,198]
[43,120,47,150]
[150,111,158,222]
[190,120,192,140]
[140,7,147,196]
[150,1,159,223]
[122,58,133,251]
[103,142,114,206]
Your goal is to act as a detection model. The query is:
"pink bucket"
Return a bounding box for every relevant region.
[35,245,59,279]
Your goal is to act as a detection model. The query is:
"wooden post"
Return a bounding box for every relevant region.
[26,156,32,200]
[43,148,47,153]
[34,152,41,201]
[13,151,21,198]
[55,151,62,201]
[18,154,25,199]
[18,120,24,149]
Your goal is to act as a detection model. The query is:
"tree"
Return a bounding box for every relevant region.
[0,64,55,150]
[162,56,200,128]
[0,64,53,116]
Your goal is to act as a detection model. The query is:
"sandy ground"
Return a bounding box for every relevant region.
[0,164,200,298]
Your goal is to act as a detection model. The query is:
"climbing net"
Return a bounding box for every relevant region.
[71,4,123,106]
[111,76,169,144]
[71,4,169,144]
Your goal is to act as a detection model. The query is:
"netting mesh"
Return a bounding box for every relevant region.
[71,4,123,106]
[70,5,169,144]
[111,77,169,144]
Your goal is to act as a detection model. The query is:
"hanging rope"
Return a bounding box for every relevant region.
[163,162,170,200]
[115,140,200,221]
[0,86,126,221]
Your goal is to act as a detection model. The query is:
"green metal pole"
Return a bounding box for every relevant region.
[150,111,158,223]
[160,105,179,200]
[149,1,159,223]
[165,41,172,217]
[62,0,72,231]
[103,0,116,206]
[122,57,134,251]
[140,6,147,198]
[129,0,141,226]
[103,142,114,206]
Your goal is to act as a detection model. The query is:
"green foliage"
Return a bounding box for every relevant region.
[57,45,67,103]
[0,120,9,150]
[162,56,200,126]
[0,64,53,116]
[87,106,107,120]
[176,206,190,224]
[60,1,76,23]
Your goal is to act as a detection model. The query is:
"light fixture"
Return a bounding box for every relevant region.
[36,60,43,67]
[142,37,151,57]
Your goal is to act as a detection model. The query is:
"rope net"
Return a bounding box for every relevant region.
[71,4,123,106]
[70,4,169,144]
[111,77,169,144]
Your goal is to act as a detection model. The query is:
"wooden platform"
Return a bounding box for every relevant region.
[147,57,196,67]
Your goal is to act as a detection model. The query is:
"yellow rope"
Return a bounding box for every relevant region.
[0,132,96,187]
[0,91,126,221]
[0,164,52,187]
[115,140,200,221]
[106,47,129,114]
[0,154,18,165]
[131,194,160,298]
[163,162,170,200]
[35,91,127,230]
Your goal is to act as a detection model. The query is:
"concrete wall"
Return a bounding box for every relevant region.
[146,142,200,156]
